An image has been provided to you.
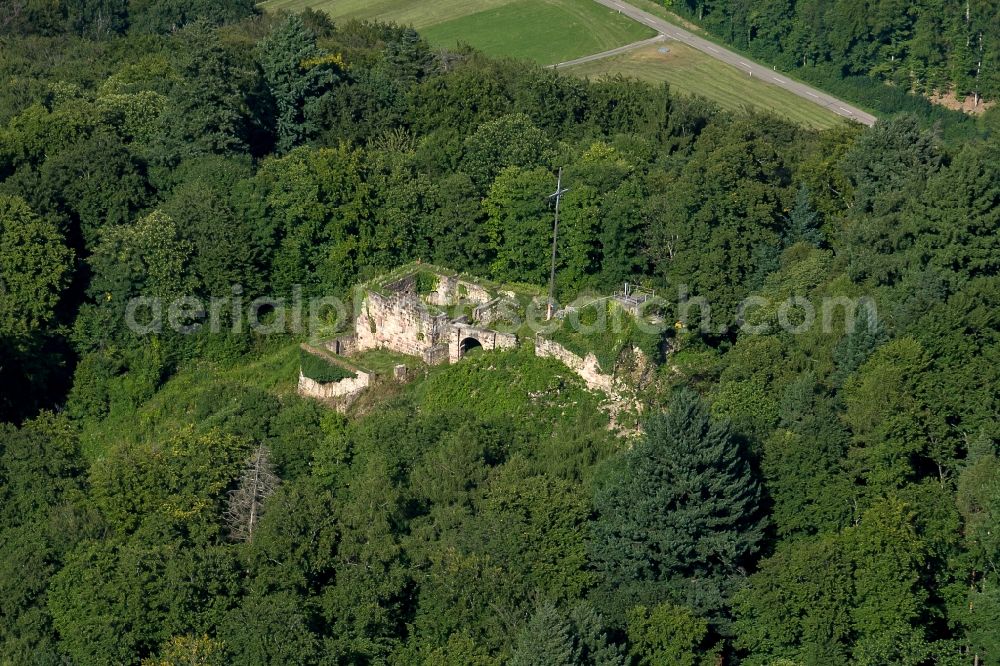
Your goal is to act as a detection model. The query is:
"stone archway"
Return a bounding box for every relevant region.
[459,336,483,358]
[449,326,517,363]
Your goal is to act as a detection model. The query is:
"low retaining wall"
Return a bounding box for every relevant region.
[298,369,371,410]
[534,336,615,395]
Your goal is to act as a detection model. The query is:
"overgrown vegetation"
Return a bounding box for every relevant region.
[298,348,356,383]
[548,299,663,371]
[0,2,998,665]
[414,270,439,296]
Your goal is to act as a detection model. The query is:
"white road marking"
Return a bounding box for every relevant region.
[806,92,819,98]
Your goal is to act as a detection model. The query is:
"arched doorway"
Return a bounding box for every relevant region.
[459,337,483,358]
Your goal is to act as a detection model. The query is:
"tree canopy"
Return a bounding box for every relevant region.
[0,4,997,664]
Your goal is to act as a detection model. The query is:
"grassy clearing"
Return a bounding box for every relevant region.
[258,0,514,29]
[350,349,425,375]
[419,0,655,64]
[260,0,655,64]
[410,345,608,426]
[565,42,844,129]
[300,347,356,382]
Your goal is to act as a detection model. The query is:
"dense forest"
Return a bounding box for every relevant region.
[670,0,1000,108]
[1,0,999,664]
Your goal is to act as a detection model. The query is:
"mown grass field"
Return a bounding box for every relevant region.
[259,0,842,126]
[259,0,512,28]
[565,42,845,129]
[259,0,655,64]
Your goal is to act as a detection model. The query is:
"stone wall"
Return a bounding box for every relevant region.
[352,285,522,366]
[325,334,357,356]
[381,273,417,296]
[473,297,517,327]
[534,335,615,395]
[450,326,518,363]
[423,343,450,365]
[456,279,492,306]
[354,290,450,361]
[298,369,371,411]
[428,275,493,307]
[424,274,450,308]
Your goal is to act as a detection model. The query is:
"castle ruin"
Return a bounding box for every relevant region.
[332,265,521,365]
[299,264,655,412]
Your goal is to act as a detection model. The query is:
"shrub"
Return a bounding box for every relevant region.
[415,270,439,295]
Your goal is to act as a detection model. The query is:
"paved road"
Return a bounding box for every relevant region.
[592,0,877,126]
[551,34,667,69]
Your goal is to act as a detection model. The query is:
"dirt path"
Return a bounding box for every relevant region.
[551,34,667,69]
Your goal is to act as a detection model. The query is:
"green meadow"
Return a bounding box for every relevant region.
[565,41,845,129]
[259,0,655,64]
[260,0,843,127]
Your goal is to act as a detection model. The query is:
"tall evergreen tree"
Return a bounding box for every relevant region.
[256,14,342,154]
[590,390,764,627]
[383,26,435,85]
[510,600,626,666]
[831,305,885,386]
[510,601,576,666]
[785,184,823,246]
[841,115,941,215]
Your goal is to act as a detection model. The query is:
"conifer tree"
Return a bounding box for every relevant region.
[384,27,435,84]
[786,185,823,247]
[510,600,626,666]
[590,390,764,625]
[257,14,341,154]
[510,601,576,666]
[153,21,248,166]
[831,306,885,386]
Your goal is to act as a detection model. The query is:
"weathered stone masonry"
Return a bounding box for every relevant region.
[354,287,452,364]
[298,265,641,410]
[298,369,370,402]
[296,344,371,412]
[534,335,616,395]
[352,268,518,365]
